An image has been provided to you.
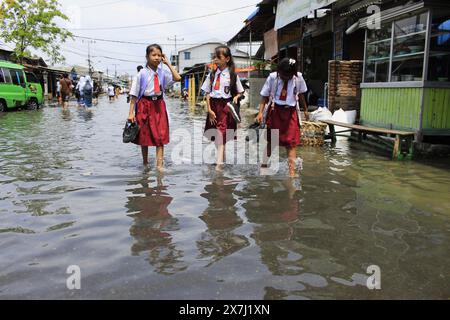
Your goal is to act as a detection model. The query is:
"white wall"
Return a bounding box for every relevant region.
[178,43,222,73]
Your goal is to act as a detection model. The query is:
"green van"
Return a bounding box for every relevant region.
[0,60,44,112]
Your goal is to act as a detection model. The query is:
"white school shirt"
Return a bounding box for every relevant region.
[107,86,115,96]
[260,72,308,107]
[129,64,174,97]
[76,76,86,92]
[201,67,244,99]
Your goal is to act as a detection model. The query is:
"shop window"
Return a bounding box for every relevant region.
[391,13,427,81]
[428,14,450,81]
[364,11,430,82]
[365,23,392,82]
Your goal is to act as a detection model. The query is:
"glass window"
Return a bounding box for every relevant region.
[184,52,191,60]
[17,70,25,84]
[9,69,25,85]
[428,12,450,81]
[364,11,430,83]
[0,68,5,83]
[391,12,427,81]
[1,68,12,83]
[365,23,392,82]
[25,72,39,83]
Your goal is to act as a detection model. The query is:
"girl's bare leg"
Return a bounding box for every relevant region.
[156,146,164,171]
[287,147,297,177]
[141,146,149,166]
[215,143,225,171]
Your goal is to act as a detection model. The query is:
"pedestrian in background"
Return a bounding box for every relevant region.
[59,73,73,110]
[83,75,94,108]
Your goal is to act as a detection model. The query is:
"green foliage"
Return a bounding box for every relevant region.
[0,0,73,64]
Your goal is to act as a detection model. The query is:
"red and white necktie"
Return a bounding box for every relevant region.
[214,72,221,91]
[279,81,288,101]
[154,73,161,94]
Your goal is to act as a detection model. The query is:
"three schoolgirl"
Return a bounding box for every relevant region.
[127,44,308,177]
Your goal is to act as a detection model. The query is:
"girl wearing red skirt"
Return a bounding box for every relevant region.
[128,44,181,170]
[255,58,309,177]
[201,45,244,171]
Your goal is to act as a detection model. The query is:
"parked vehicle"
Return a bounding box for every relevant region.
[0,60,44,112]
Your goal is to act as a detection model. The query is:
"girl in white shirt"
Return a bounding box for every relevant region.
[256,58,309,177]
[201,45,244,171]
[127,44,181,170]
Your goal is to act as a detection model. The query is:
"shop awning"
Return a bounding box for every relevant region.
[228,1,277,44]
[274,0,337,30]
[356,1,426,29]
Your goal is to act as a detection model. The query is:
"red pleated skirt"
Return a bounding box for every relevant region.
[204,98,237,145]
[266,104,301,148]
[133,97,170,147]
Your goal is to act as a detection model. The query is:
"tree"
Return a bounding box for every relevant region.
[0,0,73,65]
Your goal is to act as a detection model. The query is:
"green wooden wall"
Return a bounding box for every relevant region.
[360,88,422,131]
[422,88,450,130]
[361,87,450,134]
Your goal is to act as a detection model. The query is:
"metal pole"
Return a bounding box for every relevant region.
[248,28,252,79]
[168,35,184,72]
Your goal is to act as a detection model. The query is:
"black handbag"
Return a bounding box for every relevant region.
[123,120,139,143]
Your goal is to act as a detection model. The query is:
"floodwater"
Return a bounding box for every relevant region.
[0,96,449,300]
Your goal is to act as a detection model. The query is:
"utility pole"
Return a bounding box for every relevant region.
[82,39,95,76]
[112,64,119,79]
[167,35,184,72]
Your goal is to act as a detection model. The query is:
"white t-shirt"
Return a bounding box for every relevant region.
[129,65,174,97]
[260,72,308,107]
[201,67,244,99]
[107,86,115,96]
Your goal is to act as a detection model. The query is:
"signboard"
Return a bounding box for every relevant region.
[275,0,337,30]
[264,29,279,60]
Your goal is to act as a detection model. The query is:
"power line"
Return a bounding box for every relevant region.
[72,35,211,46]
[80,0,125,9]
[70,4,258,31]
[62,47,143,64]
[66,43,143,58]
[80,0,227,10]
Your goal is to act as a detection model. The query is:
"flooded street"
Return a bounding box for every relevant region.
[0,96,449,299]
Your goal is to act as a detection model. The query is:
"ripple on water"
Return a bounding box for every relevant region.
[0,98,449,299]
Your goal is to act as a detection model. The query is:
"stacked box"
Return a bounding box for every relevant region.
[328,60,363,117]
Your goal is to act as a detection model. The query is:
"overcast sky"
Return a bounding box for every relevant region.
[40,0,260,76]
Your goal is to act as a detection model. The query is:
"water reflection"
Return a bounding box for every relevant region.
[126,174,187,275]
[239,178,301,272]
[197,174,249,266]
[61,108,73,121]
[77,107,94,122]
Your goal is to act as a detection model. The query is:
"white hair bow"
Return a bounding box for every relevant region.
[289,59,296,65]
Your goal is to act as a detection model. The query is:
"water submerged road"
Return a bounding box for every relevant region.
[0,96,449,299]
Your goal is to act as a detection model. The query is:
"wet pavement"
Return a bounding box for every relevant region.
[0,95,449,299]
